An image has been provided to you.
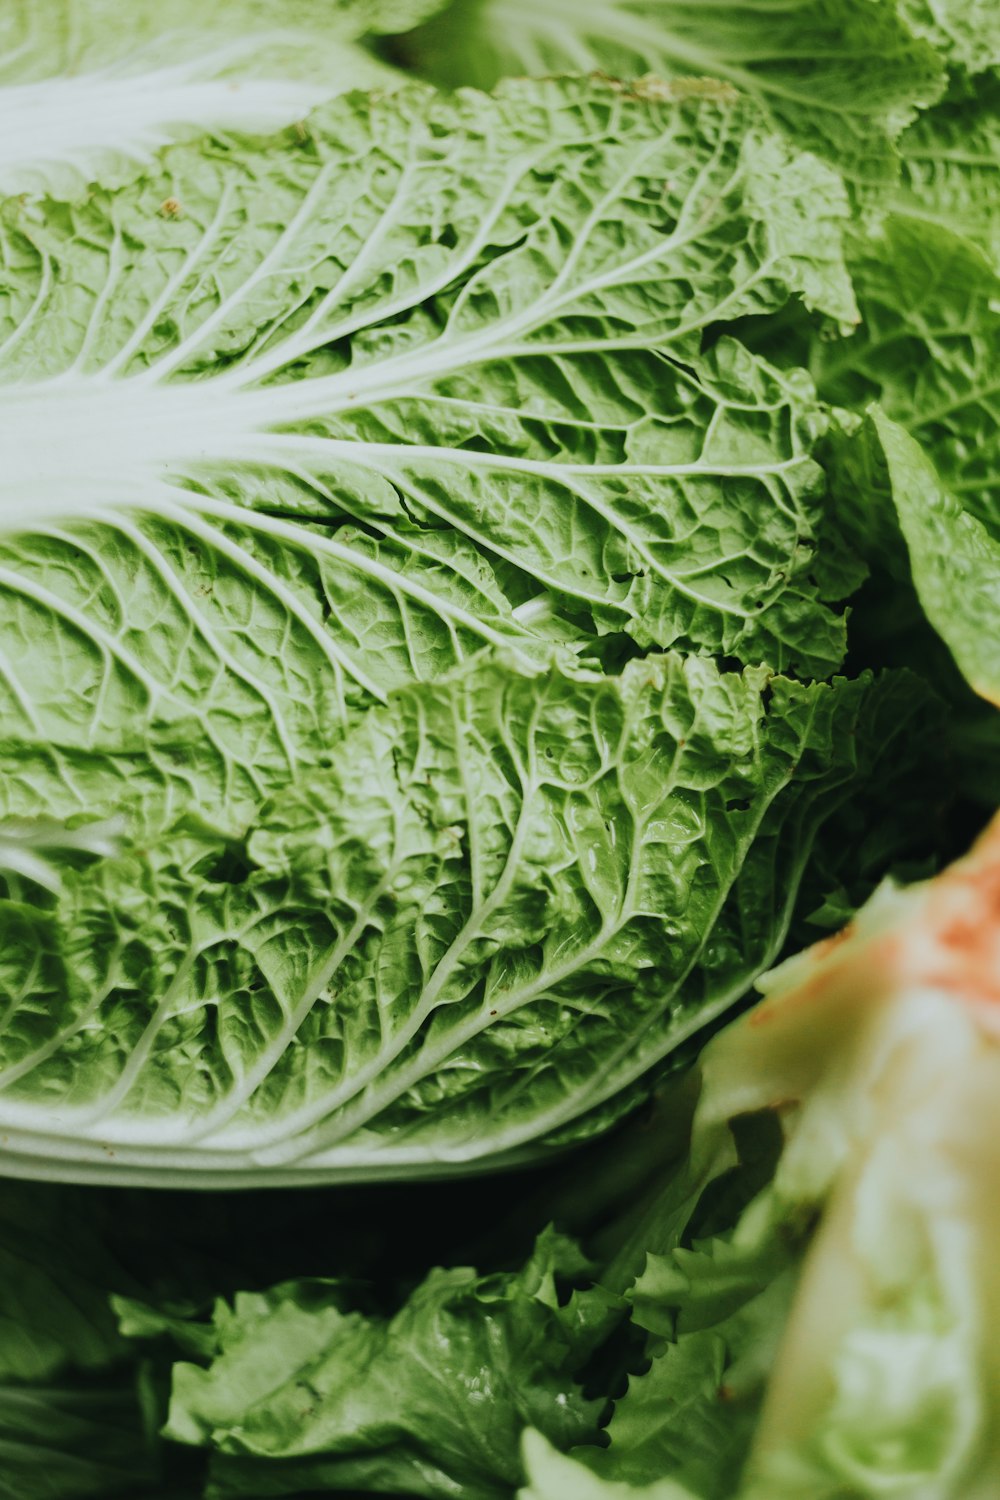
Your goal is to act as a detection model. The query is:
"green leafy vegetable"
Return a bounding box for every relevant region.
[0,77,857,677]
[738,138,1000,714]
[803,214,1000,705]
[404,0,946,191]
[0,0,443,198]
[521,817,1000,1497]
[520,1430,698,1499]
[892,73,1000,267]
[0,0,996,1492]
[813,217,1000,536]
[121,1229,617,1499]
[0,73,925,1183]
[0,650,913,1181]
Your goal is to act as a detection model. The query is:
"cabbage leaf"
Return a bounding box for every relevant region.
[403,0,946,191]
[893,74,1000,269]
[0,0,433,198]
[0,650,915,1182]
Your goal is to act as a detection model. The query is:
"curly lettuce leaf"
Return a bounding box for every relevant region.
[121,1229,618,1500]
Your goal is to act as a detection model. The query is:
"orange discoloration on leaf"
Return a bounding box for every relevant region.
[913,814,1000,1007]
[762,815,1000,1026]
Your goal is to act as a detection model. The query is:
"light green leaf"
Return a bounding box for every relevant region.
[0,650,907,1182]
[894,0,1000,74]
[403,0,946,193]
[0,0,429,199]
[519,1431,699,1500]
[0,74,941,1186]
[0,75,869,905]
[0,79,857,684]
[0,76,921,1185]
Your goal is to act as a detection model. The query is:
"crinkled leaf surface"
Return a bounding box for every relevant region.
[0,79,857,680]
[596,1228,800,1499]
[892,73,1000,270]
[0,650,903,1182]
[0,0,429,199]
[0,77,935,1184]
[894,0,1000,75]
[813,216,1000,534]
[771,192,1000,728]
[0,77,906,1184]
[808,214,1000,703]
[130,1229,616,1500]
[403,0,945,192]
